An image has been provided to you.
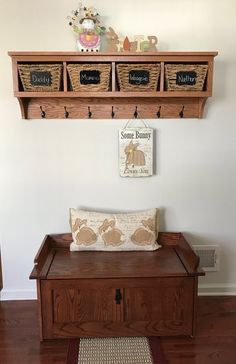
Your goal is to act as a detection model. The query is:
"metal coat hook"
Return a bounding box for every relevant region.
[111,106,115,119]
[64,106,69,119]
[179,106,185,118]
[88,106,92,118]
[156,106,161,118]
[40,106,46,118]
[133,106,138,119]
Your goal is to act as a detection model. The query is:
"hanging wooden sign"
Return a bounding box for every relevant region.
[119,126,153,177]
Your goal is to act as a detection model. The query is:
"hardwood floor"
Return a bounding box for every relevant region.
[162,296,236,364]
[0,297,236,364]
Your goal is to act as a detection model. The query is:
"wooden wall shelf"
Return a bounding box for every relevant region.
[8,51,218,119]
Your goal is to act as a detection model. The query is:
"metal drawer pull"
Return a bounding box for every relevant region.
[115,289,122,304]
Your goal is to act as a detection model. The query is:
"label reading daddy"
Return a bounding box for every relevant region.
[30,71,52,86]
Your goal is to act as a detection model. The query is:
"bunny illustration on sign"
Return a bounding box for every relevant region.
[124,141,146,172]
[131,217,155,246]
[119,125,153,177]
[72,218,97,245]
[99,219,124,246]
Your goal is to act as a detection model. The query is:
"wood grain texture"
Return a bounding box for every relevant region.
[112,61,116,92]
[11,58,19,94]
[63,61,67,92]
[0,300,68,364]
[42,232,185,248]
[162,296,236,364]
[14,91,212,98]
[8,51,218,58]
[24,96,203,119]
[0,251,2,291]
[206,60,214,94]
[53,287,116,323]
[29,235,55,279]
[41,277,194,338]
[44,277,193,337]
[0,297,235,364]
[17,97,28,119]
[30,232,201,278]
[160,62,165,92]
[174,234,202,274]
[8,51,217,119]
[36,280,43,341]
[46,248,188,280]
[30,232,203,340]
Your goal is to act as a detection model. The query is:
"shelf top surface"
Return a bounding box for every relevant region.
[8,51,218,57]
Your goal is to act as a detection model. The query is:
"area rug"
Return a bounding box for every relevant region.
[66,336,166,364]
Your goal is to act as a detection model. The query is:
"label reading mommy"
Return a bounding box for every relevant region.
[80,70,101,84]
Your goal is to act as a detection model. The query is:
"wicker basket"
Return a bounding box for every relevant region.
[67,64,111,91]
[165,64,208,91]
[116,63,160,92]
[18,64,63,92]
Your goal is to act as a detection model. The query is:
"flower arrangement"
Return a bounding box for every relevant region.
[67,3,106,52]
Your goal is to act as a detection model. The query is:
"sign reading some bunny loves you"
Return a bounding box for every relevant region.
[119,126,153,177]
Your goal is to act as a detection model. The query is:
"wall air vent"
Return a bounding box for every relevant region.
[192,245,219,272]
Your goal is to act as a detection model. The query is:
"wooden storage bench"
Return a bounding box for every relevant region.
[30,232,204,341]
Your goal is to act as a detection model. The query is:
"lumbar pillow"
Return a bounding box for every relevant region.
[69,208,161,251]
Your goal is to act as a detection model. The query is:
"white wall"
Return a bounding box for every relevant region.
[0,0,235,299]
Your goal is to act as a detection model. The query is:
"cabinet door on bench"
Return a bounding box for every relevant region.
[53,287,115,323]
[40,277,195,339]
[124,277,194,336]
[40,280,123,339]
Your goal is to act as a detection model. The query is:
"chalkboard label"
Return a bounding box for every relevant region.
[30,71,52,86]
[176,71,197,85]
[80,70,101,84]
[129,70,150,85]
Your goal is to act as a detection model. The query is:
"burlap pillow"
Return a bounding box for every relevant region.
[69,208,161,251]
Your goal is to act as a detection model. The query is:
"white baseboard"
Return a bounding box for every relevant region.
[198,284,236,296]
[0,289,37,301]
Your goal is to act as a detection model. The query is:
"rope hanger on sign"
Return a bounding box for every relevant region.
[123,106,150,130]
